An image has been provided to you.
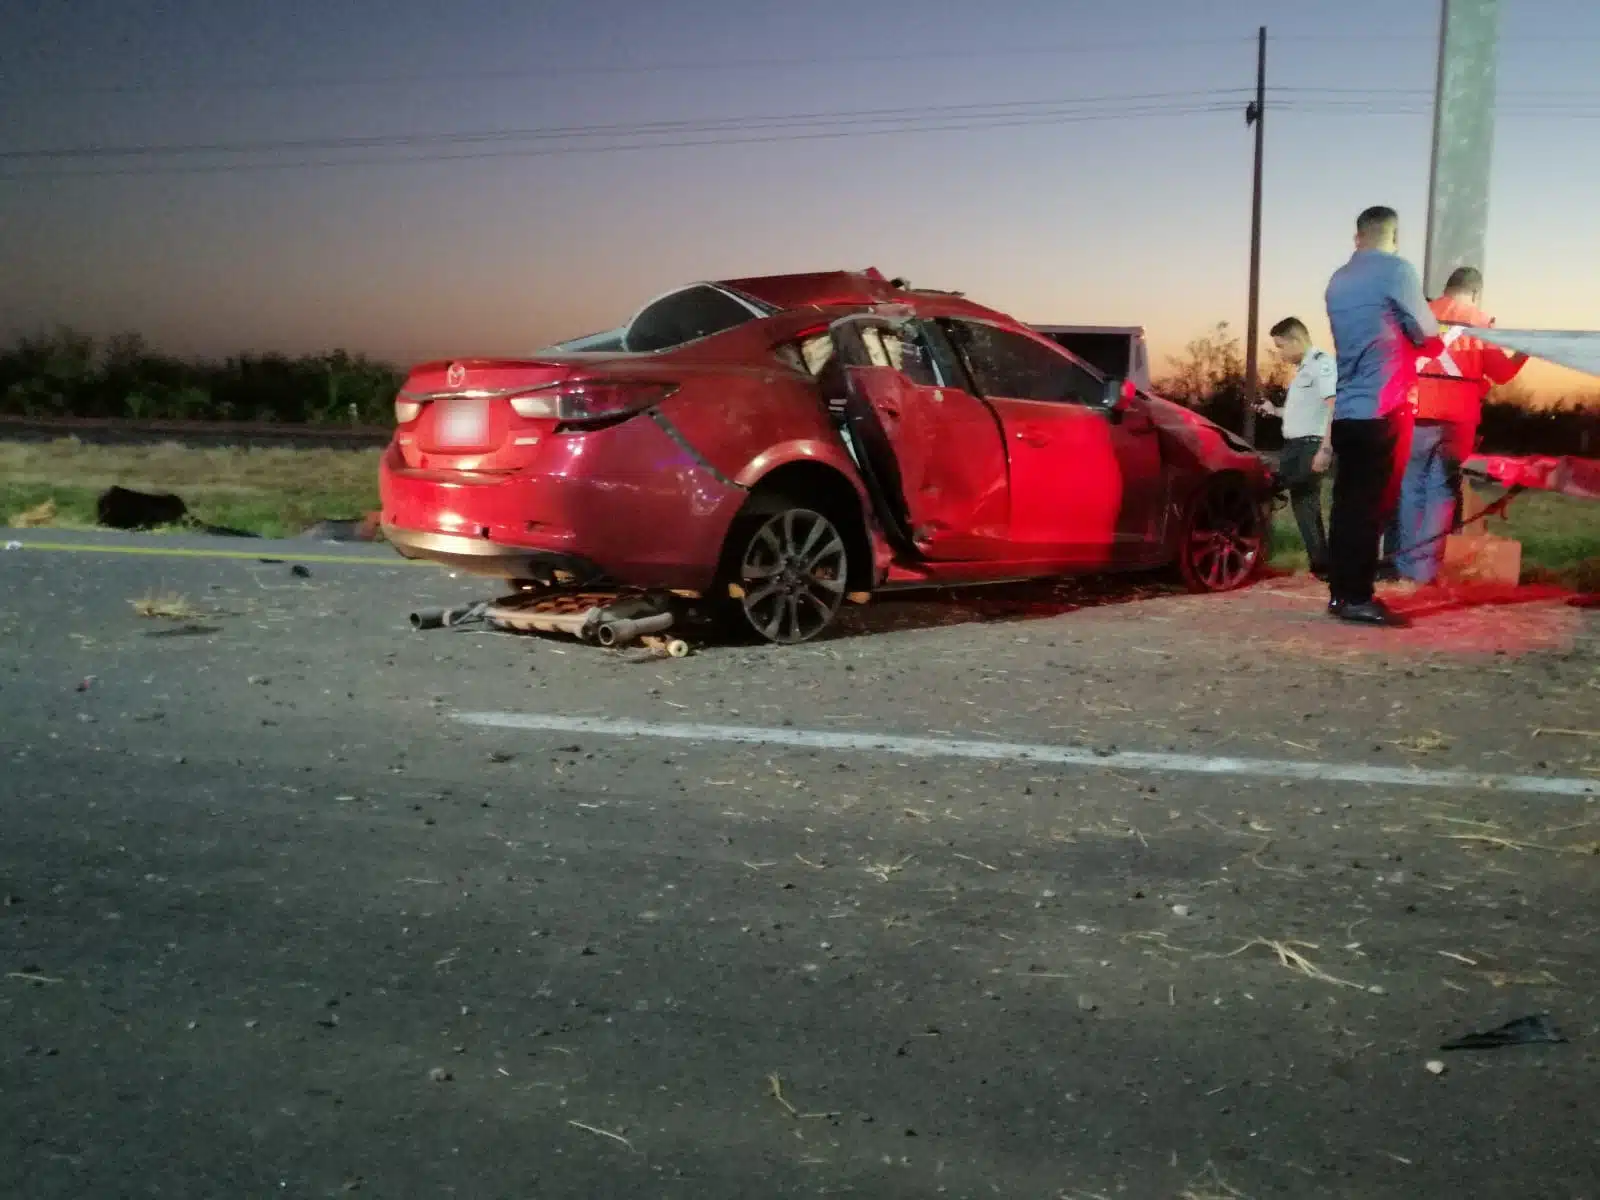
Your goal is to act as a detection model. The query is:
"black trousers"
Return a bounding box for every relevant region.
[1277,436,1328,572]
[1328,410,1412,605]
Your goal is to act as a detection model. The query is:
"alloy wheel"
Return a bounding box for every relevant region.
[737,508,848,644]
[1182,481,1265,592]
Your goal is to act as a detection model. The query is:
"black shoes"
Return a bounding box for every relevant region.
[1327,597,1409,627]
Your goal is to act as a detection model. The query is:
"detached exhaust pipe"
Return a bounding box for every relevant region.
[595,611,674,648]
[410,602,487,630]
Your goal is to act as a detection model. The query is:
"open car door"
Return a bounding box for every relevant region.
[828,314,1010,560]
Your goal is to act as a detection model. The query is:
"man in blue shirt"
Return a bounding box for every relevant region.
[1322,206,1442,625]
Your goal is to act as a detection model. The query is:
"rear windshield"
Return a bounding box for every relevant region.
[624,285,771,353]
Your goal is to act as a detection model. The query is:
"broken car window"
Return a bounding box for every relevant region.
[859,323,939,387]
[941,320,1103,405]
[796,333,835,376]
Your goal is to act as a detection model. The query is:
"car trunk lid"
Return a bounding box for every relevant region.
[397,357,585,471]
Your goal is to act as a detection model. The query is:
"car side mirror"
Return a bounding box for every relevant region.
[1102,378,1137,412]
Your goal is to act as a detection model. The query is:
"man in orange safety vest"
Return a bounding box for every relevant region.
[1391,266,1527,585]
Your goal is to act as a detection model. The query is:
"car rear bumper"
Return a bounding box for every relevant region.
[377,427,748,592]
[383,527,605,583]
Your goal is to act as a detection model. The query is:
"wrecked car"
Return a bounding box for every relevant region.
[379,269,1273,644]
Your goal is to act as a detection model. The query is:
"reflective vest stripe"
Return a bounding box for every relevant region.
[1417,324,1480,382]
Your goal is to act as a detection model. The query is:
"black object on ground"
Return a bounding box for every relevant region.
[193,521,259,538]
[297,518,371,542]
[1441,1014,1567,1051]
[93,485,259,537]
[96,486,188,530]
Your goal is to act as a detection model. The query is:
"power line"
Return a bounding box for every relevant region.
[0,36,1254,97]
[0,89,1248,163]
[9,86,1600,168]
[1272,85,1600,98]
[5,94,1599,183]
[0,103,1241,181]
[1278,102,1600,119]
[9,32,1600,98]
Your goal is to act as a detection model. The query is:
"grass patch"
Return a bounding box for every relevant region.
[2,438,380,539]
[1269,486,1600,584]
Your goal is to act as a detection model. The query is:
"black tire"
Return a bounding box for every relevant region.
[1177,476,1267,593]
[719,496,850,644]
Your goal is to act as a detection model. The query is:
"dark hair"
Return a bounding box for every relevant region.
[1356,205,1398,236]
[1444,266,1483,294]
[1269,317,1309,340]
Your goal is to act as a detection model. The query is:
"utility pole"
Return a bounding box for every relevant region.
[1242,26,1266,444]
[1424,0,1500,298]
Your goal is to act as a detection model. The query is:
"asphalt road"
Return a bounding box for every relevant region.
[3,532,1599,1199]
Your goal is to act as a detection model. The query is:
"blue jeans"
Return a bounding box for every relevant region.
[1394,420,1465,583]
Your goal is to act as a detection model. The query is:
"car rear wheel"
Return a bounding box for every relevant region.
[1178,477,1266,593]
[724,499,849,644]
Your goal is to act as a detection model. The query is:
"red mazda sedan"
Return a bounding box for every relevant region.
[380,269,1274,643]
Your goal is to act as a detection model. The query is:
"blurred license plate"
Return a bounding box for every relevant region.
[437,397,489,445]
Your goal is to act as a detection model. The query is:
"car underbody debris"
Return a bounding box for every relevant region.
[409,588,690,655]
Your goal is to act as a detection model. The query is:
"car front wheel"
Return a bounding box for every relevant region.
[1177,477,1266,593]
[725,500,849,644]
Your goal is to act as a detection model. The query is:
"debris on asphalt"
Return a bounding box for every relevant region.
[627,634,692,660]
[1391,730,1452,754]
[567,1119,634,1151]
[1178,1163,1249,1200]
[1441,1014,1568,1051]
[1426,1060,1448,1075]
[6,971,63,985]
[1483,969,1563,988]
[1171,904,1191,918]
[427,1067,453,1083]
[766,1073,837,1121]
[291,564,312,578]
[130,591,202,620]
[1219,937,1367,990]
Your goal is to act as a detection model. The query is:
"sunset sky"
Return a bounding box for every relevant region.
[3,0,1598,397]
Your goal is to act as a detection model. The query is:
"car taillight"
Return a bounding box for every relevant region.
[509,381,676,423]
[394,397,423,424]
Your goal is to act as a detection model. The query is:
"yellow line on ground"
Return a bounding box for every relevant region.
[9,541,423,567]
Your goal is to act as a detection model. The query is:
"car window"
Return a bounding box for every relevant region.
[941,319,1103,405]
[857,323,939,386]
[624,285,766,353]
[792,323,939,387]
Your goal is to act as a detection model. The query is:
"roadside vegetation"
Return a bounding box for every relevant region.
[0,328,399,425]
[1,441,380,540]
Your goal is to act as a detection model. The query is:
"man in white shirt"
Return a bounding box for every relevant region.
[1257,316,1337,579]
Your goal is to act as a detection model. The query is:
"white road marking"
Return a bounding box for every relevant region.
[453,713,1597,799]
